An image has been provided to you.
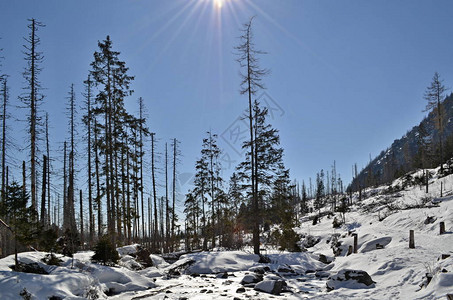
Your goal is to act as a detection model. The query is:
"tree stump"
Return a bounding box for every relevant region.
[409,230,415,249]
[440,222,446,235]
[347,245,353,256]
[353,233,358,253]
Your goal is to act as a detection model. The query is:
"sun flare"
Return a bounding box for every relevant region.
[214,0,224,9]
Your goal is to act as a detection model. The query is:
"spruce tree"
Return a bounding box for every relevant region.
[90,35,134,243]
[235,17,269,255]
[424,72,448,172]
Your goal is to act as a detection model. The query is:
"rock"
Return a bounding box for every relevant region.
[216,272,228,279]
[249,266,269,274]
[277,264,294,274]
[264,274,282,281]
[315,271,330,278]
[241,274,263,285]
[135,245,154,268]
[254,280,285,295]
[167,258,195,275]
[326,269,375,291]
[439,254,451,260]
[190,273,200,277]
[200,289,207,293]
[424,216,436,224]
[258,254,271,263]
[236,287,246,293]
[318,254,333,264]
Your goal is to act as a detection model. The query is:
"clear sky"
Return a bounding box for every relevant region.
[1,0,453,214]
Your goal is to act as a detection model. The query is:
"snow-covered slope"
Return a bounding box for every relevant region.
[0,167,451,299]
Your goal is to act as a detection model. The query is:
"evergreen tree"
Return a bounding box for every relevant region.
[201,132,222,248]
[424,72,447,172]
[314,170,325,215]
[184,191,200,250]
[90,35,134,243]
[0,182,40,252]
[235,17,269,255]
[193,157,209,250]
[236,101,284,233]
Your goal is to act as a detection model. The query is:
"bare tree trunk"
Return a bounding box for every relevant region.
[79,190,84,249]
[1,78,7,202]
[121,135,127,243]
[63,141,68,229]
[151,133,158,251]
[126,145,131,244]
[30,19,37,214]
[172,138,177,252]
[46,114,51,226]
[85,76,94,246]
[94,121,102,237]
[41,155,47,227]
[165,143,169,252]
[139,98,145,241]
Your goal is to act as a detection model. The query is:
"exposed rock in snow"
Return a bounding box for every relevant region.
[326,269,375,291]
[254,279,286,295]
[215,272,228,278]
[117,244,139,257]
[240,273,263,285]
[359,236,392,253]
[248,266,269,274]
[277,264,295,274]
[150,254,169,268]
[119,255,144,271]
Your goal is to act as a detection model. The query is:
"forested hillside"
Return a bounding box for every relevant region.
[351,91,453,191]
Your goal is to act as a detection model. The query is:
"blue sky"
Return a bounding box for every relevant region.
[1,0,453,210]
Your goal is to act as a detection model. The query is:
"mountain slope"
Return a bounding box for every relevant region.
[351,93,453,190]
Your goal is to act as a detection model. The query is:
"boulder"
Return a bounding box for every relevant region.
[315,271,330,278]
[326,269,375,291]
[240,273,263,285]
[318,254,333,264]
[254,280,285,295]
[277,264,295,274]
[216,272,228,279]
[248,266,270,274]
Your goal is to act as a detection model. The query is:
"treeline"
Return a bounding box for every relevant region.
[0,19,181,257]
[350,73,453,193]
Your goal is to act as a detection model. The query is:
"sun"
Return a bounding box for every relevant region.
[214,0,225,9]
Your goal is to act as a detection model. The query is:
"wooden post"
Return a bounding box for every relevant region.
[353,233,358,253]
[409,230,415,249]
[441,182,443,197]
[347,245,353,256]
[440,222,446,235]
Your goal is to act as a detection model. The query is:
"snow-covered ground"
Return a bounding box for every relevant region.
[0,167,452,299]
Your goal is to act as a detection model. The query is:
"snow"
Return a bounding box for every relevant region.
[0,167,452,299]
